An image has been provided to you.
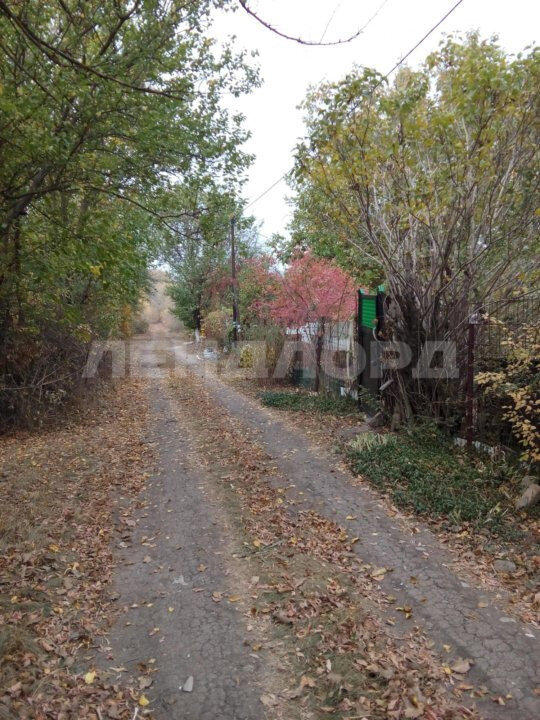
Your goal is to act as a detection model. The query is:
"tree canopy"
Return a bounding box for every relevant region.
[166,190,263,331]
[292,34,539,299]
[291,33,539,420]
[0,0,257,424]
[258,251,356,330]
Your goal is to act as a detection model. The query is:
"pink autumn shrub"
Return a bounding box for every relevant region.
[258,251,356,329]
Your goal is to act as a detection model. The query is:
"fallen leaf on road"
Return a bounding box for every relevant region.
[396,605,413,618]
[273,611,293,625]
[404,702,424,718]
[452,659,472,674]
[84,671,96,685]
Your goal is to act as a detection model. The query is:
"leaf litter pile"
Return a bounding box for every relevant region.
[169,370,482,720]
[0,380,151,719]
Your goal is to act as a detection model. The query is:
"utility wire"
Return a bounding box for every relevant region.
[319,1,344,43]
[380,0,464,83]
[244,173,289,210]
[243,0,465,211]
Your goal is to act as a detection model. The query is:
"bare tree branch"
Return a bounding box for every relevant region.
[238,0,366,46]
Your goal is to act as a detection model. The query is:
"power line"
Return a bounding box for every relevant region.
[244,172,290,209]
[381,0,464,83]
[243,0,465,211]
[345,0,465,117]
[319,1,344,43]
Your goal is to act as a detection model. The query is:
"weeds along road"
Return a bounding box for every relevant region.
[104,333,539,720]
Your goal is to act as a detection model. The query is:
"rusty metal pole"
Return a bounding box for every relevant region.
[230,215,239,344]
[357,291,363,406]
[315,320,324,393]
[465,319,475,448]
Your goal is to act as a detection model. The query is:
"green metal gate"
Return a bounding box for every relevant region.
[357,289,385,398]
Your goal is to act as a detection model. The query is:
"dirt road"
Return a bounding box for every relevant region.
[104,337,539,720]
[107,382,265,719]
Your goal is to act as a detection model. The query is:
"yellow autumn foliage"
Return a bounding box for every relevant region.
[476,324,539,464]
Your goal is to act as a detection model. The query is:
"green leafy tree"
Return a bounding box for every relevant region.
[167,189,262,332]
[0,0,257,424]
[292,34,539,422]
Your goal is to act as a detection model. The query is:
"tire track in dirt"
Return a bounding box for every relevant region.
[104,380,273,720]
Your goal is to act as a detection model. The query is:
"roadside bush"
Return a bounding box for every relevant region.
[202,309,231,349]
[476,324,539,466]
[261,390,358,416]
[243,323,286,380]
[346,424,524,534]
[132,316,150,335]
[0,323,90,430]
[239,344,254,368]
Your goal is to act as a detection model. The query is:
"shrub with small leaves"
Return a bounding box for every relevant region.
[477,324,539,465]
[239,344,254,368]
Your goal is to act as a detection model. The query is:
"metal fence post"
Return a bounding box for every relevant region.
[357,291,363,402]
[465,315,477,448]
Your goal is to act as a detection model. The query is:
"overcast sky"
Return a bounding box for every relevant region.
[211,0,538,240]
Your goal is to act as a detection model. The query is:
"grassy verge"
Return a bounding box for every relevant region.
[260,390,358,416]
[346,425,529,536]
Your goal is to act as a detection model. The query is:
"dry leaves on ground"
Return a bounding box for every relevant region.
[0,380,152,720]
[226,375,539,628]
[169,371,480,720]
